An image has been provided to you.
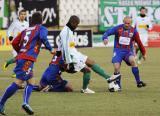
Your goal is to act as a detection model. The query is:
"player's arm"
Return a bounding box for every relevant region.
[12,32,22,53]
[7,21,16,41]
[134,30,146,59]
[39,26,55,54]
[102,25,118,45]
[60,28,73,64]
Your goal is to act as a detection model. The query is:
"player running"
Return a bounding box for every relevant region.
[0,12,55,115]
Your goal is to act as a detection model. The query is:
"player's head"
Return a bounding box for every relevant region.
[123,16,132,29]
[67,15,80,30]
[18,9,27,21]
[140,6,147,17]
[31,12,42,26]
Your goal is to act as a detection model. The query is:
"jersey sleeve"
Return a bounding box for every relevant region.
[7,21,16,37]
[102,25,119,40]
[39,26,52,51]
[133,29,146,55]
[60,28,73,64]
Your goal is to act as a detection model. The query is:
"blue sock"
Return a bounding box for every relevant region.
[23,84,33,105]
[33,85,40,91]
[114,72,121,88]
[0,82,19,106]
[132,67,141,84]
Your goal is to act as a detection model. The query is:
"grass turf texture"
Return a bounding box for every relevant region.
[0,47,160,116]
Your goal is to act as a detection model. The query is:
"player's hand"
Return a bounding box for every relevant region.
[50,49,56,55]
[143,55,146,61]
[9,36,13,41]
[103,39,108,45]
[66,63,77,73]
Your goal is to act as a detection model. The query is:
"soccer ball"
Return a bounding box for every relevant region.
[108,81,121,92]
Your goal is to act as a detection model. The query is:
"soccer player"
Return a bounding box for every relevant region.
[58,15,120,93]
[0,12,55,115]
[33,51,73,92]
[133,6,152,64]
[102,16,147,90]
[4,9,29,77]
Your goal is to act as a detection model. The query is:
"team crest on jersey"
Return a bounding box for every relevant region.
[129,33,133,38]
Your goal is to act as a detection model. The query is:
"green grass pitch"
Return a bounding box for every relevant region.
[0,47,160,116]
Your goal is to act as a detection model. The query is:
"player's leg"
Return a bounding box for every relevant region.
[48,79,73,92]
[137,34,148,64]
[71,51,119,81]
[81,67,95,93]
[128,55,146,87]
[137,49,142,64]
[86,58,112,79]
[0,79,23,115]
[22,77,34,115]
[64,82,73,92]
[33,74,48,92]
[17,60,34,115]
[3,49,17,70]
[113,63,121,89]
[3,57,16,69]
[111,50,124,90]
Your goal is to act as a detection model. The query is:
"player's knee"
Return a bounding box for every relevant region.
[86,58,95,67]
[65,85,73,92]
[82,67,91,73]
[130,60,137,66]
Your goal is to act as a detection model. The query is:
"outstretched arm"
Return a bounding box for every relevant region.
[39,26,55,54]
[102,25,119,45]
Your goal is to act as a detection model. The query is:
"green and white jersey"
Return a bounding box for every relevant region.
[134,16,152,35]
[7,19,29,38]
[59,25,88,71]
[59,26,77,64]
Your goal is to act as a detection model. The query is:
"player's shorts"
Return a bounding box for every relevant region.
[12,48,17,57]
[112,48,134,66]
[14,59,34,81]
[71,51,88,72]
[40,64,68,92]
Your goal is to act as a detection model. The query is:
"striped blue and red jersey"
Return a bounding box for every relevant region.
[102,24,146,55]
[12,25,52,62]
[50,54,64,65]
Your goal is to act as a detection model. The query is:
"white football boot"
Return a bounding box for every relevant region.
[81,88,95,94]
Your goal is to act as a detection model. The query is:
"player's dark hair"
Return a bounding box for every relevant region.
[68,15,80,24]
[19,9,26,15]
[140,6,146,11]
[31,12,42,25]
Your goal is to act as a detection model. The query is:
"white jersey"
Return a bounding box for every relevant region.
[58,26,87,71]
[134,16,152,34]
[7,19,29,57]
[134,16,152,46]
[7,19,29,38]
